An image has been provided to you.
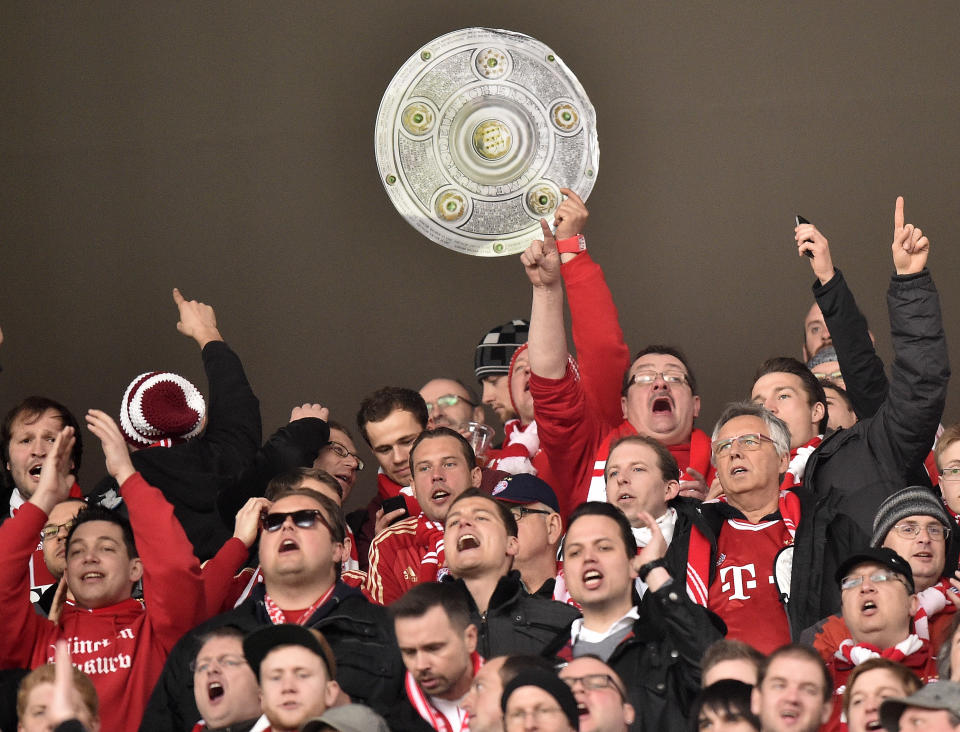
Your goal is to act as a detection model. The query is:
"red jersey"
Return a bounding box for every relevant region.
[707,517,793,654]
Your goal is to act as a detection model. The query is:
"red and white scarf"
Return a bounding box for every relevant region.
[915,579,957,639]
[835,635,924,666]
[263,584,335,626]
[685,490,801,605]
[416,515,447,583]
[780,435,823,491]
[404,651,484,732]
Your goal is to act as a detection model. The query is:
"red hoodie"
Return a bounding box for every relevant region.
[0,473,206,732]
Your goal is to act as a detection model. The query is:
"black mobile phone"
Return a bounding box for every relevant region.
[795,214,814,257]
[381,496,409,524]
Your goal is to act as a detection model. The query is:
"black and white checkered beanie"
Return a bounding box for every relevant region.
[475,319,529,379]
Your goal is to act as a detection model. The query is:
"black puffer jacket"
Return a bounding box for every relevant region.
[139,582,404,732]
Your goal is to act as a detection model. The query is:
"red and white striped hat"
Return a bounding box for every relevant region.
[119,371,205,447]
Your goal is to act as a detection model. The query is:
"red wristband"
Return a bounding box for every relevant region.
[556,234,586,254]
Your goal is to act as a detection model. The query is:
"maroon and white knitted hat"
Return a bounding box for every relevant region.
[119,371,205,446]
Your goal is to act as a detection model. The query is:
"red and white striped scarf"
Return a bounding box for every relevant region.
[915,579,957,639]
[835,635,925,667]
[263,584,335,626]
[780,435,823,491]
[404,651,484,732]
[416,514,447,583]
[685,490,801,605]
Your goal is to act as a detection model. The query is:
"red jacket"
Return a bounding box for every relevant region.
[529,252,716,520]
[0,473,206,732]
[364,514,443,605]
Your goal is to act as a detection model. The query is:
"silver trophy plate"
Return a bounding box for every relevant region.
[375,28,599,257]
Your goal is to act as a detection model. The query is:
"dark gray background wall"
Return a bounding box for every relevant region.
[3,2,959,509]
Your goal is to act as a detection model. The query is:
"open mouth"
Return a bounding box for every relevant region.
[583,569,603,589]
[29,465,43,478]
[82,571,104,581]
[731,466,747,476]
[208,682,224,701]
[862,600,877,614]
[618,492,634,502]
[651,397,672,414]
[279,539,299,553]
[865,720,882,730]
[576,702,588,716]
[457,534,479,551]
[431,488,450,502]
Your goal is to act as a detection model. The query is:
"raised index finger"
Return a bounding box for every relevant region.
[894,196,905,230]
[172,287,185,305]
[539,218,555,249]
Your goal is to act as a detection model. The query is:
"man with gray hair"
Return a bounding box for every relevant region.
[665,401,867,653]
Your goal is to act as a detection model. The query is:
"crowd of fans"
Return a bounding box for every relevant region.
[2,193,960,732]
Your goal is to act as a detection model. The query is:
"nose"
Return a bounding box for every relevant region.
[392,445,407,464]
[482,381,495,404]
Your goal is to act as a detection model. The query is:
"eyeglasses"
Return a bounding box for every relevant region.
[41,519,76,540]
[505,706,565,726]
[561,673,626,699]
[190,654,248,674]
[424,394,476,414]
[941,467,960,483]
[508,506,552,521]
[711,433,776,458]
[891,522,949,541]
[628,369,688,387]
[326,441,364,471]
[261,509,334,534]
[840,571,908,591]
[814,370,844,383]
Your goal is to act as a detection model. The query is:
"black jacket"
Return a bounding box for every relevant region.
[139,581,404,732]
[602,581,725,732]
[90,341,262,561]
[804,269,949,533]
[666,486,868,641]
[444,571,580,658]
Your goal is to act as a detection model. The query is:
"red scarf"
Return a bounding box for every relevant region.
[781,435,823,490]
[915,579,957,639]
[685,490,801,605]
[415,515,447,583]
[404,651,483,731]
[834,635,925,667]
[263,584,335,626]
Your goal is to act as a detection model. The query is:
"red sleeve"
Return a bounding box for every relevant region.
[200,538,250,616]
[562,252,631,432]
[529,362,606,520]
[364,520,415,606]
[0,504,56,666]
[121,473,207,652]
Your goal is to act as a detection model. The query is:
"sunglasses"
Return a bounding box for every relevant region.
[260,509,334,535]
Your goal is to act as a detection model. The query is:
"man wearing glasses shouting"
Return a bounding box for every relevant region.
[665,402,867,654]
[805,487,958,672]
[820,548,939,731]
[141,484,404,732]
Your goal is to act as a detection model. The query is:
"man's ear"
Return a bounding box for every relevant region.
[811,401,826,426]
[909,592,919,617]
[323,679,342,709]
[334,535,351,565]
[470,466,483,489]
[546,512,563,545]
[692,395,701,419]
[505,535,519,558]
[751,686,762,717]
[128,557,144,585]
[620,396,629,421]
[622,703,636,726]
[464,623,478,653]
[664,479,681,502]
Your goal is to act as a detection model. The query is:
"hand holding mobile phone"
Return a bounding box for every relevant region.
[795,214,814,258]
